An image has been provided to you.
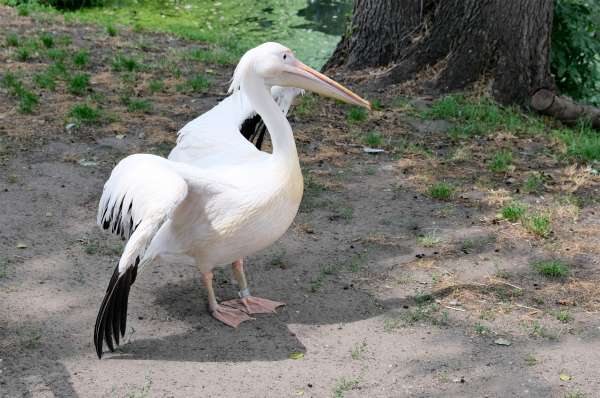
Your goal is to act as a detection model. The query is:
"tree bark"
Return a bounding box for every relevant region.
[532,89,600,129]
[327,0,556,107]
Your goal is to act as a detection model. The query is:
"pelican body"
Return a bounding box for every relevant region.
[93,42,370,358]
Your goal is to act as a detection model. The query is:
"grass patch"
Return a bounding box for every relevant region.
[350,341,367,360]
[46,48,67,62]
[106,24,118,37]
[489,150,513,173]
[70,103,101,123]
[67,73,90,95]
[148,79,164,94]
[554,122,600,162]
[333,378,359,398]
[554,310,572,323]
[112,54,140,72]
[525,213,552,237]
[523,172,545,194]
[524,354,538,366]
[309,264,337,292]
[417,231,442,247]
[177,74,211,93]
[347,106,368,123]
[362,131,383,147]
[6,32,19,47]
[532,260,569,278]
[501,202,525,222]
[72,50,90,67]
[16,47,30,62]
[39,32,54,48]
[122,97,152,113]
[187,47,236,65]
[48,60,68,78]
[294,94,319,117]
[1,72,39,113]
[427,181,455,201]
[33,71,56,91]
[474,322,490,335]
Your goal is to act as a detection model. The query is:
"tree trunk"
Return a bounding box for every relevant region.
[326,0,556,107]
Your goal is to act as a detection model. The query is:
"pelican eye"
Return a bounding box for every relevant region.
[283,54,287,60]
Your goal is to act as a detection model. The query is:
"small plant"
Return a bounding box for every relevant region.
[371,99,382,110]
[555,310,572,323]
[112,54,139,72]
[523,172,544,194]
[47,48,67,62]
[417,231,442,247]
[17,4,29,16]
[309,264,337,292]
[70,104,101,123]
[333,378,359,398]
[350,341,367,360]
[16,47,30,62]
[33,71,56,91]
[383,317,401,332]
[525,213,552,237]
[6,32,19,47]
[524,354,538,366]
[72,50,89,67]
[474,322,490,335]
[49,60,68,77]
[532,259,569,278]
[67,73,90,95]
[148,79,164,93]
[178,74,211,93]
[1,72,38,113]
[294,94,319,116]
[123,97,152,113]
[428,181,454,201]
[39,33,54,48]
[347,106,368,123]
[489,150,513,173]
[564,391,586,398]
[362,131,383,147]
[501,202,525,222]
[106,24,118,37]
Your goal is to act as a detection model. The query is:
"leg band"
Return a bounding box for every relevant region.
[238,288,251,299]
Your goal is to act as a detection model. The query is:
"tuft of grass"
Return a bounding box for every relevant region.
[554,122,600,162]
[67,73,90,95]
[532,260,569,278]
[294,94,319,116]
[33,71,56,91]
[106,24,118,37]
[474,322,490,335]
[17,4,29,16]
[333,378,359,398]
[555,310,572,323]
[178,74,212,93]
[46,48,67,62]
[524,354,538,366]
[371,98,382,110]
[350,341,367,360]
[70,103,101,123]
[187,47,236,65]
[523,172,545,194]
[309,264,337,293]
[489,150,513,173]
[39,33,54,48]
[427,181,455,201]
[48,60,68,78]
[16,47,30,62]
[6,32,19,47]
[347,106,368,123]
[112,54,139,72]
[148,79,164,94]
[417,231,442,247]
[72,50,90,67]
[1,72,39,113]
[362,131,383,147]
[501,202,525,222]
[122,97,152,113]
[525,213,552,238]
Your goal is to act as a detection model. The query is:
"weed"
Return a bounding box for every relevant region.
[529,320,558,340]
[333,378,359,398]
[417,231,442,247]
[309,264,337,292]
[524,354,538,366]
[178,74,211,93]
[112,54,139,72]
[72,50,89,67]
[501,202,525,222]
[525,213,552,237]
[555,310,572,323]
[532,260,569,278]
[383,317,401,332]
[474,322,490,335]
[148,79,164,93]
[371,99,382,110]
[428,181,454,201]
[554,122,600,162]
[68,73,90,95]
[49,60,68,77]
[6,32,19,47]
[70,104,101,123]
[363,131,383,147]
[47,48,67,62]
[122,96,152,113]
[294,94,319,116]
[350,341,367,360]
[347,106,367,123]
[16,47,30,62]
[17,4,29,16]
[523,172,545,194]
[1,72,38,113]
[39,33,54,48]
[479,309,496,321]
[106,24,118,37]
[489,150,513,173]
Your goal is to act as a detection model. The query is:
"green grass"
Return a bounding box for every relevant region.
[417,231,442,247]
[112,54,140,72]
[294,94,319,116]
[555,310,572,323]
[532,260,569,278]
[350,342,367,360]
[6,32,19,47]
[474,322,490,335]
[554,123,600,162]
[362,131,383,147]
[17,3,29,16]
[33,71,56,91]
[106,24,118,37]
[48,60,68,78]
[523,172,545,194]
[148,79,164,94]
[67,73,90,95]
[187,47,236,65]
[16,47,30,61]
[72,50,89,67]
[39,32,54,48]
[178,74,212,93]
[309,264,337,292]
[489,150,513,173]
[525,213,552,237]
[371,98,382,110]
[122,97,152,113]
[501,202,525,222]
[1,72,39,113]
[428,181,455,201]
[70,103,101,123]
[347,106,368,123]
[46,48,67,62]
[333,378,359,398]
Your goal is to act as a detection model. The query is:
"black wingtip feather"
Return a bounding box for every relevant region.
[240,114,267,150]
[94,263,137,359]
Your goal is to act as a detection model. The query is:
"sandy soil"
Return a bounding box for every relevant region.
[1,7,600,398]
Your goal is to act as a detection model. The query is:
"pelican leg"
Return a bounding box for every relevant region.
[201,271,252,328]
[222,259,285,314]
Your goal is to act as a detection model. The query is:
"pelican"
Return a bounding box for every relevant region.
[93,42,370,359]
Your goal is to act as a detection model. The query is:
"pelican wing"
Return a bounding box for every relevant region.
[94,153,189,358]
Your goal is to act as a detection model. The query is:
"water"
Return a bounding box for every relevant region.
[75,0,353,68]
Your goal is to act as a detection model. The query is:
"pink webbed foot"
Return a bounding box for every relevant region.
[221,296,285,315]
[209,304,253,328]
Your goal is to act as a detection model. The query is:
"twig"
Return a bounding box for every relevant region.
[443,305,466,312]
[490,278,522,290]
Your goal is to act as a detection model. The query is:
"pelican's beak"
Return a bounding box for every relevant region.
[281,60,371,110]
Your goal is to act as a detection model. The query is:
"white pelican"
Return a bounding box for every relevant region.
[93,42,370,358]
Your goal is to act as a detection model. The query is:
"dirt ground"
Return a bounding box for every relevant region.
[1,7,600,398]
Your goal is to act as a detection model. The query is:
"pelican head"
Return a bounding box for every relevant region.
[229,42,370,110]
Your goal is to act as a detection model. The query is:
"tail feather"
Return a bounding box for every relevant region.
[94,263,137,359]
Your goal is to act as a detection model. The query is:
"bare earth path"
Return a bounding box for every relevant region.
[1,7,599,398]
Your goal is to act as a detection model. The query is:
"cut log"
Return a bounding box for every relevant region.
[531,89,600,129]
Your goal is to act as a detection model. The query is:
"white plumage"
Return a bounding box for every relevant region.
[93,42,369,358]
